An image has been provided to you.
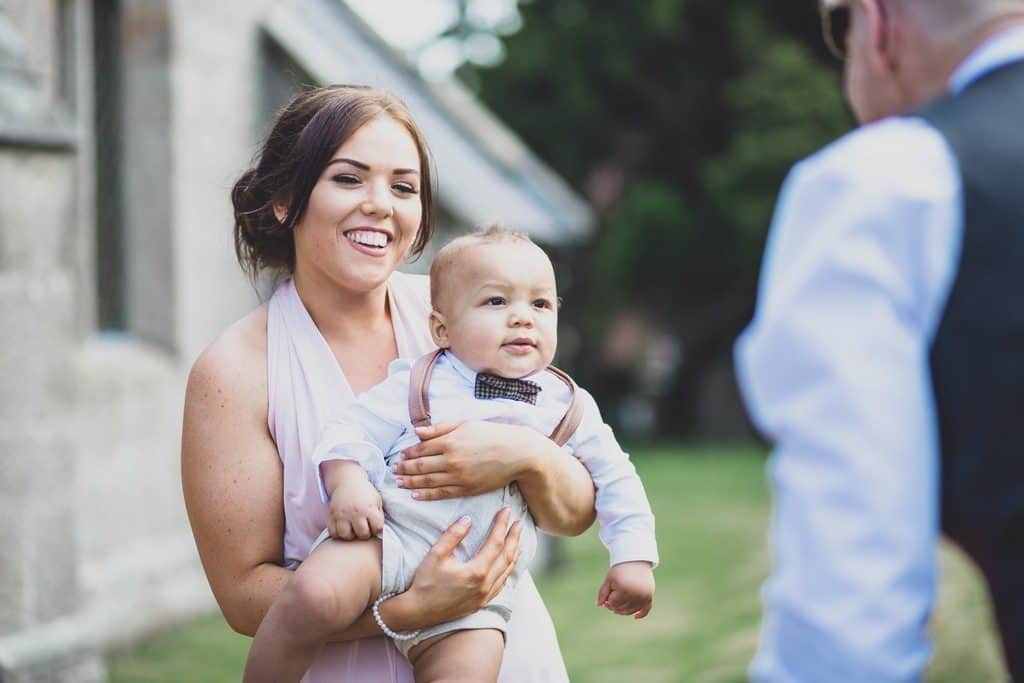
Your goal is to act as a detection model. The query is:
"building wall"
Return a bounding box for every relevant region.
[0,1,232,678]
[0,1,104,679]
[171,0,271,363]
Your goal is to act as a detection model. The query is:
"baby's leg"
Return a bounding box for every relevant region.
[242,538,382,683]
[409,629,504,683]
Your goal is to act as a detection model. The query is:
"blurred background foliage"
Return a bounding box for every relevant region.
[441,0,853,439]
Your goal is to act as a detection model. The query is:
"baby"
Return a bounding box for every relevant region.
[244,227,658,683]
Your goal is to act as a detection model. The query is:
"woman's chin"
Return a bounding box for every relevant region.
[327,258,398,293]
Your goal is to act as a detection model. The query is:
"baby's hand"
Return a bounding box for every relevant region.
[324,461,384,541]
[596,561,655,619]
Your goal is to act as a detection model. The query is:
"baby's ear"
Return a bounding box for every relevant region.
[428,310,450,348]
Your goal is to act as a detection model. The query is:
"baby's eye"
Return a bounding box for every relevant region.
[392,182,418,195]
[532,299,556,310]
[484,296,506,306]
[333,174,360,185]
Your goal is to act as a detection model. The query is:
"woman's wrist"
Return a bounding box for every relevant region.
[376,589,430,633]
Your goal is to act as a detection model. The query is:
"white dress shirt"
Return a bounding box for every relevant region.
[735,26,1024,682]
[313,350,659,568]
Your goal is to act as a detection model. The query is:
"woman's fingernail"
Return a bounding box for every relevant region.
[395,478,404,488]
[411,491,420,499]
[458,515,472,526]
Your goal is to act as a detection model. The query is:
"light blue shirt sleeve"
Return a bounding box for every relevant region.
[311,359,414,500]
[735,117,962,681]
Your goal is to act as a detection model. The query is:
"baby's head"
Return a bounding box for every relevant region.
[429,226,558,378]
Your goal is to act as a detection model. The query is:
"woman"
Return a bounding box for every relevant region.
[181,85,597,681]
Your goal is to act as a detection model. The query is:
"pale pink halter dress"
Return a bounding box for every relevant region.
[267,273,570,682]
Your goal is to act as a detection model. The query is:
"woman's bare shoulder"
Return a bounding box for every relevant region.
[186,305,269,411]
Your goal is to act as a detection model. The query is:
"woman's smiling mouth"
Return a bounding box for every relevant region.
[343,229,392,257]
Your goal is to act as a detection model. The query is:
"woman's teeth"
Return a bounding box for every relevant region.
[345,230,389,248]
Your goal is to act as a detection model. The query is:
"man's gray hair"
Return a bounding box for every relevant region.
[897,0,1024,40]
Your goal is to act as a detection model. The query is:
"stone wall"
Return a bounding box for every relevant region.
[0,2,219,680]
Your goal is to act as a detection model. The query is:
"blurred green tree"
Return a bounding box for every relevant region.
[457,1,852,437]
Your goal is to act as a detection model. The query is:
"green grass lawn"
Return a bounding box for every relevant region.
[109,446,1007,681]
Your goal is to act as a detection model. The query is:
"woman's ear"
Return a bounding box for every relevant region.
[429,310,450,348]
[273,201,289,226]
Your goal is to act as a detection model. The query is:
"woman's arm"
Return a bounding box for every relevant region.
[181,330,292,636]
[396,421,597,536]
[182,326,524,639]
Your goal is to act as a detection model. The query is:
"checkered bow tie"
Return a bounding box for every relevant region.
[474,372,542,405]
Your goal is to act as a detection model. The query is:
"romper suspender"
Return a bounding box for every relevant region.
[407,349,584,447]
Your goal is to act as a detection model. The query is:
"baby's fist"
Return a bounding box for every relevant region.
[325,462,384,541]
[596,561,655,619]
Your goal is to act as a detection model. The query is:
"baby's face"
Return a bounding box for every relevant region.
[431,241,558,378]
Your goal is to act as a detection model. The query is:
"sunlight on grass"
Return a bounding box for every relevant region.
[108,446,1006,682]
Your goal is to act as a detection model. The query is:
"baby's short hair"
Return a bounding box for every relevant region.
[429,225,536,311]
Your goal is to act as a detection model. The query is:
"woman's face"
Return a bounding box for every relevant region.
[291,115,424,295]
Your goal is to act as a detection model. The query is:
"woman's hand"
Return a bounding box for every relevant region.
[380,508,523,631]
[394,421,544,500]
[397,420,597,536]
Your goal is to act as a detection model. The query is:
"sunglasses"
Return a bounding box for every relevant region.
[819,0,851,60]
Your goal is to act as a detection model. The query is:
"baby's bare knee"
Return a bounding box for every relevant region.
[280,570,352,633]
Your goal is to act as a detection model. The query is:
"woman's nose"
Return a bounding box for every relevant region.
[360,180,393,218]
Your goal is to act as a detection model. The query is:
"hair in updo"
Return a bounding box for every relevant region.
[231,85,435,280]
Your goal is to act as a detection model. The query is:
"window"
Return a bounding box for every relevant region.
[92,0,175,348]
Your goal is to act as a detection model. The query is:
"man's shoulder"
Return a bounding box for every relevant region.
[793,116,959,201]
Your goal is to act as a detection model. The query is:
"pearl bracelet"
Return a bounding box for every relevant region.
[372,592,421,641]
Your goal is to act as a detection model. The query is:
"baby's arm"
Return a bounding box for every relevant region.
[320,460,384,541]
[312,363,413,540]
[568,388,658,617]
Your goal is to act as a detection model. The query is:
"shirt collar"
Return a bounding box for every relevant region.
[443,350,479,386]
[949,25,1024,94]
[441,349,547,386]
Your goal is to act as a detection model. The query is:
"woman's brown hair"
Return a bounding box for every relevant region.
[232,85,435,280]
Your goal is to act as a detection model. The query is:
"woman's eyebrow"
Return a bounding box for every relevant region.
[326,157,419,175]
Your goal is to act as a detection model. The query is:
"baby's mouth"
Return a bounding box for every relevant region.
[502,339,537,355]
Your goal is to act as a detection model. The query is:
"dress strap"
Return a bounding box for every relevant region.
[407,350,583,445]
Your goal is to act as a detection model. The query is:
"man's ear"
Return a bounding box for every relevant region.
[861,0,900,75]
[429,310,450,348]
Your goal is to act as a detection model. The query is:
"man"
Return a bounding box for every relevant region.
[735,0,1024,679]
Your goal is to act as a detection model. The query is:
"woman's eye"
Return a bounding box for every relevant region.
[485,297,506,306]
[333,174,360,185]
[393,182,418,195]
